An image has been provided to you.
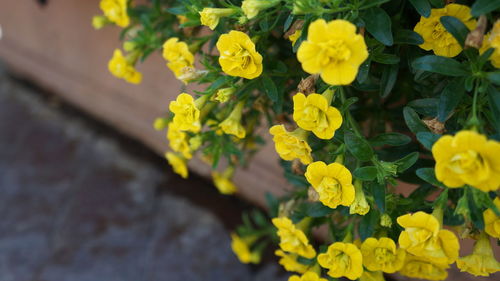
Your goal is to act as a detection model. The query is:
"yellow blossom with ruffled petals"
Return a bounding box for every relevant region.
[414,4,476,57]
[432,130,500,191]
[289,30,302,46]
[165,152,188,179]
[99,0,129,27]
[167,123,192,159]
[397,211,459,264]
[219,101,246,138]
[230,233,260,264]
[317,242,363,280]
[108,49,142,84]
[293,91,342,139]
[162,38,195,79]
[457,233,500,276]
[199,8,236,30]
[272,217,316,259]
[480,20,500,68]
[216,31,263,79]
[169,93,205,132]
[269,125,312,165]
[289,271,328,281]
[484,197,500,239]
[305,161,354,209]
[297,19,368,85]
[275,250,309,274]
[399,254,449,281]
[360,237,406,273]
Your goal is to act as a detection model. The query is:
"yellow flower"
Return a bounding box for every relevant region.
[349,180,370,215]
[275,250,309,274]
[212,167,238,195]
[292,91,342,139]
[219,101,246,138]
[289,30,302,46]
[169,93,206,132]
[297,19,368,85]
[199,8,236,30]
[484,197,500,239]
[108,49,142,84]
[216,31,263,79]
[480,20,500,68]
[304,161,355,209]
[167,123,192,159]
[360,237,406,273]
[288,271,328,281]
[359,270,385,281]
[457,233,500,276]
[92,15,109,30]
[162,38,195,79]
[272,217,316,259]
[99,0,129,27]
[165,152,188,179]
[397,211,459,264]
[241,0,280,20]
[399,254,449,281]
[432,130,500,191]
[153,117,168,131]
[269,125,312,165]
[317,242,363,280]
[414,4,476,57]
[214,87,235,103]
[230,233,261,264]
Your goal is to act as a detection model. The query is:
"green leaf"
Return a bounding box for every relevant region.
[408,98,439,117]
[416,168,444,187]
[359,210,379,240]
[265,192,279,218]
[487,72,500,85]
[438,77,465,121]
[372,53,400,64]
[353,166,378,181]
[488,84,500,132]
[261,76,278,102]
[416,132,440,150]
[394,152,420,173]
[409,0,431,17]
[362,7,393,46]
[428,0,444,8]
[357,59,371,83]
[403,107,430,133]
[370,183,386,213]
[284,14,294,32]
[305,202,334,217]
[467,187,485,229]
[471,0,500,17]
[440,16,470,47]
[344,131,374,162]
[370,132,411,146]
[380,64,399,98]
[412,55,469,76]
[393,30,424,45]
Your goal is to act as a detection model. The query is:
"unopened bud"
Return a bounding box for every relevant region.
[297,74,319,95]
[422,118,446,134]
[465,15,487,49]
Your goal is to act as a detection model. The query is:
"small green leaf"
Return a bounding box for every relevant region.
[394,152,420,173]
[306,202,334,217]
[362,7,393,46]
[467,187,485,230]
[344,131,374,162]
[488,84,500,132]
[370,132,411,146]
[284,14,294,32]
[372,53,400,64]
[265,192,279,218]
[261,76,278,102]
[412,55,469,76]
[359,209,379,240]
[471,0,500,17]
[487,72,500,85]
[408,98,439,117]
[416,132,440,150]
[393,30,424,45]
[353,166,378,181]
[416,168,444,187]
[409,0,431,17]
[380,64,399,98]
[357,59,371,83]
[440,16,470,47]
[438,77,465,121]
[403,107,430,133]
[428,0,444,8]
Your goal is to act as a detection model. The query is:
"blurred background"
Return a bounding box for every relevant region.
[0,1,497,281]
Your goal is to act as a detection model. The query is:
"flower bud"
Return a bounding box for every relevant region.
[349,180,370,215]
[380,213,392,227]
[153,117,169,131]
[92,15,110,30]
[199,8,236,30]
[241,0,280,20]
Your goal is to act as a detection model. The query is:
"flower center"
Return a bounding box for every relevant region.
[226,44,252,70]
[320,39,351,65]
[332,251,351,272]
[449,150,489,178]
[375,247,394,265]
[303,105,329,130]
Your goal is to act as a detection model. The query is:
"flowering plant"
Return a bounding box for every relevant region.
[94,0,500,280]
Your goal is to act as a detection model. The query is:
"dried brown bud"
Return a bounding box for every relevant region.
[297,74,319,95]
[465,15,487,49]
[284,20,304,39]
[291,159,304,174]
[359,27,365,37]
[307,187,319,202]
[423,118,446,135]
[278,200,296,217]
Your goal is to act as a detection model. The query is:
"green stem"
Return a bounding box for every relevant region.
[467,81,481,130]
[339,87,363,138]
